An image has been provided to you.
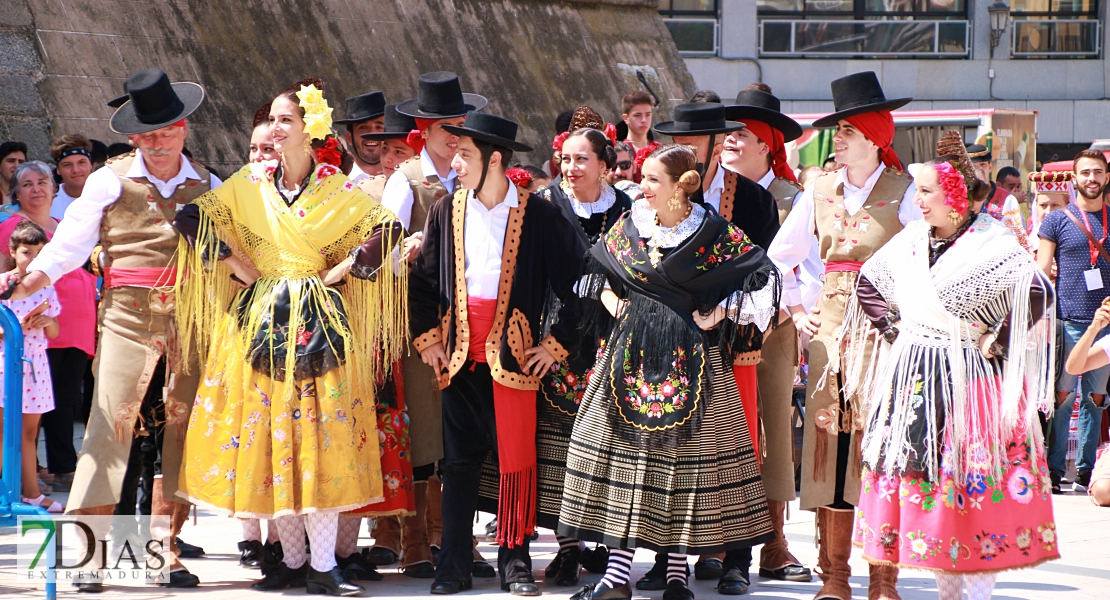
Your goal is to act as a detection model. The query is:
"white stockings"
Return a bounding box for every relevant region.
[936,572,999,600]
[273,515,306,569]
[305,513,339,572]
[241,518,262,542]
[336,516,362,559]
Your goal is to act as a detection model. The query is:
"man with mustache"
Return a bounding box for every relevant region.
[336,91,387,183]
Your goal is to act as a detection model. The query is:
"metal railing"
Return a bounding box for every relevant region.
[0,303,56,599]
[759,19,971,57]
[663,18,720,56]
[1011,19,1101,57]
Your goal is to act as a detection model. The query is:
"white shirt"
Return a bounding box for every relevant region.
[51,186,78,221]
[768,163,920,308]
[464,181,518,299]
[756,170,826,312]
[29,151,221,284]
[702,163,726,212]
[348,163,370,185]
[381,148,457,230]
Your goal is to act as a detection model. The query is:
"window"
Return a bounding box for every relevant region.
[1011,0,1100,57]
[660,1,719,55]
[756,0,967,18]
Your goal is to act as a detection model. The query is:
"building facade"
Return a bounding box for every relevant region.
[662,0,1108,159]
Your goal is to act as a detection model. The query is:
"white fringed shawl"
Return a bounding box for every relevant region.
[841,214,1054,483]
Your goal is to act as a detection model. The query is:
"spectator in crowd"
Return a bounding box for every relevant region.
[798,165,824,188]
[997,165,1027,205]
[1,141,28,203]
[620,91,655,153]
[89,139,109,169]
[519,164,549,193]
[608,141,635,184]
[106,142,132,160]
[248,103,278,163]
[689,90,721,103]
[1063,299,1110,507]
[822,153,838,171]
[1037,149,1110,493]
[0,160,97,494]
[49,134,94,220]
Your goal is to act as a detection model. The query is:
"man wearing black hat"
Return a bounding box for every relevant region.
[355,105,419,204]
[967,143,1029,247]
[335,91,387,183]
[768,71,919,600]
[719,85,817,591]
[2,67,217,590]
[409,111,585,596]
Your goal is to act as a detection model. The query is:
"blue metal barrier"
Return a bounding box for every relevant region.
[0,303,57,599]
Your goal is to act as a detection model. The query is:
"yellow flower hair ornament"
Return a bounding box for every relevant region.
[296,84,333,140]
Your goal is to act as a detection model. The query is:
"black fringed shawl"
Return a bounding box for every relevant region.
[583,208,780,448]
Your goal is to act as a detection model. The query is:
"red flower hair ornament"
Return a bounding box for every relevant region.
[315,136,343,167]
[933,161,970,215]
[506,167,532,189]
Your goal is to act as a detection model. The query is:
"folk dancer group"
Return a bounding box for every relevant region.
[0,65,1059,600]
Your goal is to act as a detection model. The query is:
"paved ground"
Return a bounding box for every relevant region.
[1,427,1107,599]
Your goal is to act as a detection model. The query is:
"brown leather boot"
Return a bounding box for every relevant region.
[401,481,436,577]
[760,500,813,581]
[813,507,853,600]
[367,515,401,565]
[151,476,200,587]
[867,562,901,600]
[427,474,443,550]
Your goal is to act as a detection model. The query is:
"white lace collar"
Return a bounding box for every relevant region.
[631,199,705,248]
[561,179,617,219]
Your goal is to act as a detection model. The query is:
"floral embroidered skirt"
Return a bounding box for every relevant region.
[179,315,384,518]
[536,348,595,531]
[349,360,414,517]
[855,434,1059,573]
[557,345,773,554]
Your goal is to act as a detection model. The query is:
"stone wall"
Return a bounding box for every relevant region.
[0,0,695,174]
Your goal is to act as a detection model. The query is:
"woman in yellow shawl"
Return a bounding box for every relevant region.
[174,80,407,596]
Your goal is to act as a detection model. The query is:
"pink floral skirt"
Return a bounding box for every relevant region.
[854,434,1059,573]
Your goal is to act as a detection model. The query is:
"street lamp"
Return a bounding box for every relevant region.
[988,1,1011,57]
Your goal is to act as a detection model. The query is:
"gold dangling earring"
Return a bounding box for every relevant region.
[667,190,682,211]
[947,209,963,225]
[303,137,313,159]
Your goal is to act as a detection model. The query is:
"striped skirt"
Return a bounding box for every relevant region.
[536,398,575,531]
[557,346,774,554]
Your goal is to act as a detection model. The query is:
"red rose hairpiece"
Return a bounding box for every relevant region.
[315,136,343,167]
[933,161,970,215]
[603,123,618,145]
[634,145,655,169]
[552,131,570,152]
[506,167,532,189]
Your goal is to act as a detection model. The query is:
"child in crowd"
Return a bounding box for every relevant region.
[0,220,62,511]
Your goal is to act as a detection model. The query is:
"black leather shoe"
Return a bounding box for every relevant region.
[554,547,582,586]
[402,560,437,578]
[473,560,497,578]
[544,552,564,577]
[306,566,365,596]
[580,545,609,574]
[160,569,200,588]
[73,581,103,593]
[431,579,473,594]
[365,546,399,566]
[338,552,383,581]
[504,581,541,596]
[484,518,498,542]
[694,558,724,580]
[175,538,205,559]
[717,568,749,596]
[636,553,669,590]
[663,580,696,600]
[239,540,265,569]
[758,563,812,582]
[252,563,308,591]
[571,582,633,600]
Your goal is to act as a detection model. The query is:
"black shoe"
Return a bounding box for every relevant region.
[365,546,399,566]
[1051,471,1063,495]
[758,562,812,582]
[402,560,437,578]
[431,579,473,594]
[544,552,564,577]
[485,518,498,542]
[338,552,383,582]
[505,582,541,596]
[554,547,582,586]
[175,538,205,559]
[571,583,632,600]
[1075,468,1093,492]
[306,566,365,596]
[635,553,671,591]
[694,558,724,581]
[239,540,265,569]
[73,581,103,593]
[252,563,309,591]
[717,567,750,595]
[579,545,608,574]
[473,560,497,578]
[261,542,284,576]
[431,545,441,565]
[663,580,696,600]
[159,569,200,588]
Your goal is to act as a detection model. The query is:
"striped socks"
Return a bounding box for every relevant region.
[599,548,635,588]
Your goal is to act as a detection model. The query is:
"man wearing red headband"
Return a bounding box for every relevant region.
[767,71,920,600]
[720,84,818,591]
[1,68,217,590]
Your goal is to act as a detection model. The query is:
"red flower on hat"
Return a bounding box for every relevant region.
[315,136,343,167]
[506,167,532,189]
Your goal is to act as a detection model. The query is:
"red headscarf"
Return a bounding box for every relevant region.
[843,110,902,171]
[405,117,439,155]
[743,120,796,183]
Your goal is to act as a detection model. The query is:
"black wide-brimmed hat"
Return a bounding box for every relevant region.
[812,71,912,128]
[333,91,387,125]
[396,72,488,119]
[653,103,745,137]
[109,68,205,135]
[360,105,418,140]
[442,111,533,153]
[724,90,802,142]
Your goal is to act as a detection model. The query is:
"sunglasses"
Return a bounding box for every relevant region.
[615,160,633,170]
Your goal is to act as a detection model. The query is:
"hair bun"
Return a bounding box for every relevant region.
[678,169,701,194]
